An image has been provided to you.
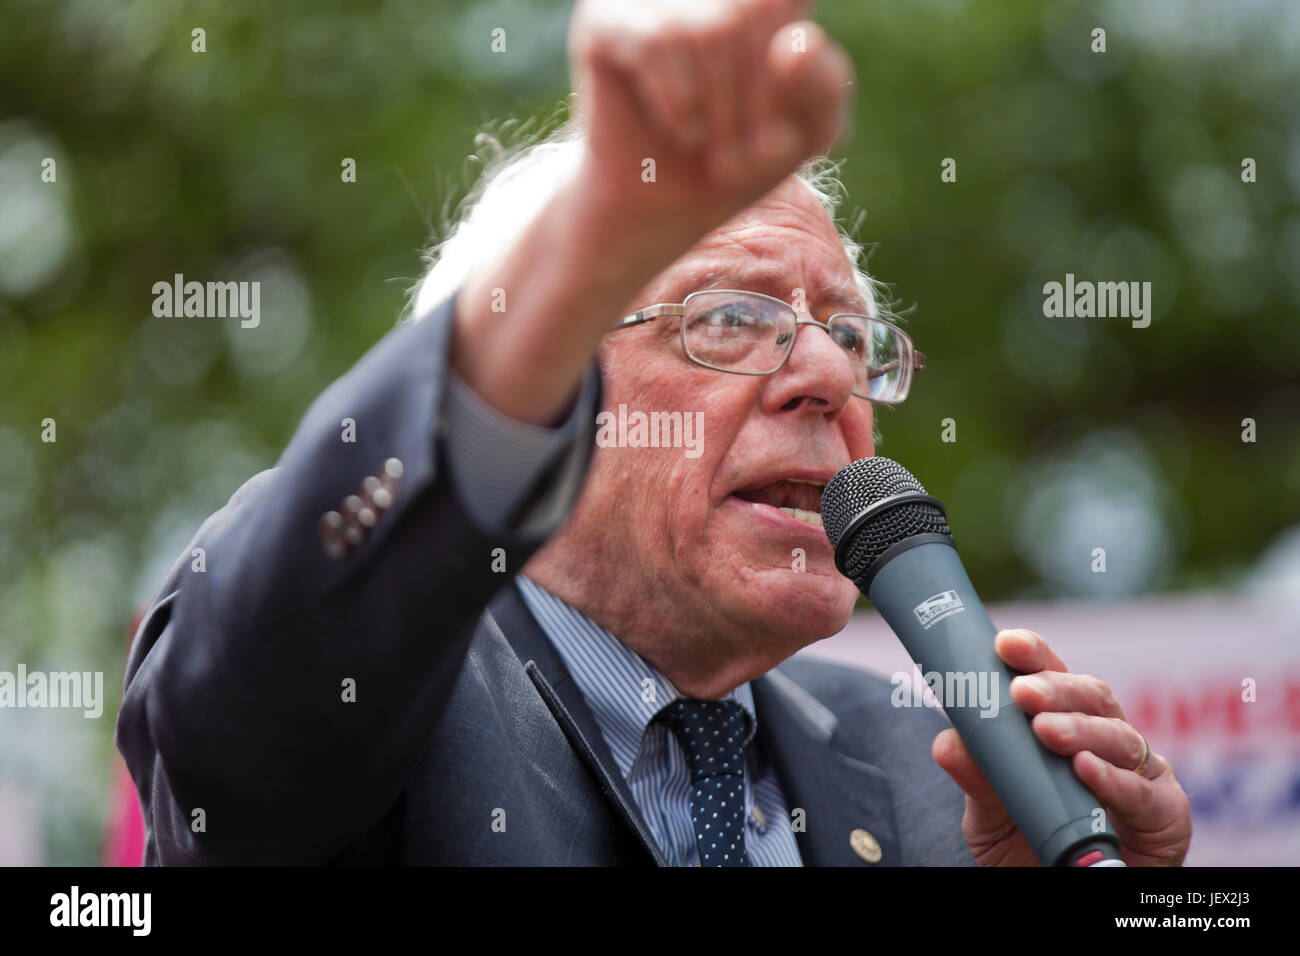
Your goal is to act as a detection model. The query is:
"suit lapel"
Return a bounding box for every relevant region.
[753,668,902,867]
[487,580,668,866]
[488,579,901,867]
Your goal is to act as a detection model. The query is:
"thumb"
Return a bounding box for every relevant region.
[932,728,1012,823]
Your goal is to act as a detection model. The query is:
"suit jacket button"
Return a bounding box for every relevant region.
[377,458,402,505]
[362,475,391,511]
[319,511,347,559]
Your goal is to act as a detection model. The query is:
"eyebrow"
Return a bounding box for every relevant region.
[684,266,870,316]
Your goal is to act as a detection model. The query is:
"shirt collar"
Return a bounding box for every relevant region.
[516,576,757,780]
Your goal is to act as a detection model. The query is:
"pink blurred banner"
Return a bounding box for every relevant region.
[102,760,144,867]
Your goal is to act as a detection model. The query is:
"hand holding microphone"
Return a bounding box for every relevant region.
[822,456,1193,867]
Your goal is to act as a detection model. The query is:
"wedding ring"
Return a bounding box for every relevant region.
[1131,734,1150,775]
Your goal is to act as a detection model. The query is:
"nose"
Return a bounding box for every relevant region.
[762,317,857,418]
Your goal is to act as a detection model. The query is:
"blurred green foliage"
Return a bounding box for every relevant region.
[0,0,1297,863]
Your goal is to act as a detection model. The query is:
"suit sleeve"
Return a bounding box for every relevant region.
[442,361,601,536]
[114,292,601,864]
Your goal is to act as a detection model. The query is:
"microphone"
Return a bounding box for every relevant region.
[821,456,1123,867]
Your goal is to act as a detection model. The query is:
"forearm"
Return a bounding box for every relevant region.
[452,160,699,427]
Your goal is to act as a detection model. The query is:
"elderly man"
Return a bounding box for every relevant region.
[116,0,1191,866]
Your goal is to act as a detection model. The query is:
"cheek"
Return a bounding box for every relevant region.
[622,381,752,537]
[670,372,746,455]
[593,364,710,529]
[661,388,756,555]
[845,402,875,459]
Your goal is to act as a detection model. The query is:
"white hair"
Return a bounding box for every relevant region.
[407,121,897,446]
[408,120,894,325]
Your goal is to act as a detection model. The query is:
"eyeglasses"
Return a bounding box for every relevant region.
[611,289,925,404]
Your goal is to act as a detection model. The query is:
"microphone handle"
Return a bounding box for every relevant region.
[866,535,1122,866]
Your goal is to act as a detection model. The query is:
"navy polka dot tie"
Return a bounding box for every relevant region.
[657,698,752,867]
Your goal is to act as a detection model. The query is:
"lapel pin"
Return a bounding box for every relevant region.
[850,828,882,863]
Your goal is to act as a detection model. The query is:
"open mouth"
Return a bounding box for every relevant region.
[729,477,826,527]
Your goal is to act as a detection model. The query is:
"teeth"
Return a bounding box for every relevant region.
[778,506,823,527]
[786,478,827,488]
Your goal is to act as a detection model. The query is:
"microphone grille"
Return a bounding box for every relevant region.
[821,457,951,585]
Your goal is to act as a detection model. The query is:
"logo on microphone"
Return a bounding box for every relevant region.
[913,590,965,629]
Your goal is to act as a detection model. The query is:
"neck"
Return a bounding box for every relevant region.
[521,556,780,701]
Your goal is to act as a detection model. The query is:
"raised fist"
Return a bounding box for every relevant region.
[568,0,854,236]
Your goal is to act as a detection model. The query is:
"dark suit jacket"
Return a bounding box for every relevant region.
[114,294,975,866]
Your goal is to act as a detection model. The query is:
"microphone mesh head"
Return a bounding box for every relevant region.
[821,457,951,585]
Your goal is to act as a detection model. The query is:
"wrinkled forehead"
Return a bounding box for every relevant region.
[643,178,872,317]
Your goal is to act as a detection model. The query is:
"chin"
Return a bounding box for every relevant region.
[729,569,859,649]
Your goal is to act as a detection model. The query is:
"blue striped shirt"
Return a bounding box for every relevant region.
[517,575,803,866]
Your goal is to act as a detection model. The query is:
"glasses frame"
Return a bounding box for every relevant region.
[612,288,926,405]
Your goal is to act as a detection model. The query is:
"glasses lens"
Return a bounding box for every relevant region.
[682,292,794,374]
[829,316,910,402]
